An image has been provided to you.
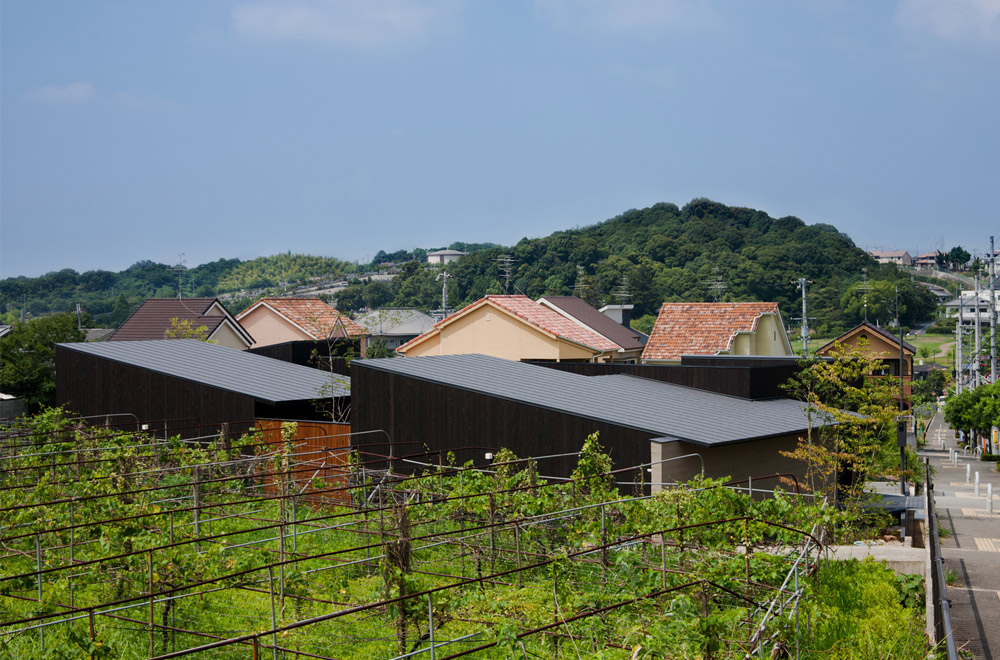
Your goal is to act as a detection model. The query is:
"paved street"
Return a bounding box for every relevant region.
[922,412,1000,659]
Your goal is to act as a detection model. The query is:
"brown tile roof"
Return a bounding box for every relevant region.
[642,302,780,361]
[399,295,620,354]
[108,298,247,342]
[238,298,366,338]
[816,320,916,355]
[538,296,645,351]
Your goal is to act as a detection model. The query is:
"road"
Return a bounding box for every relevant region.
[922,412,1000,659]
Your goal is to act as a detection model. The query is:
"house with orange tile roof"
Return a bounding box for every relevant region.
[396,295,630,362]
[236,297,367,353]
[107,298,254,350]
[641,302,793,364]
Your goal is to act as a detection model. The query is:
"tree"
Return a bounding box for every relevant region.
[0,313,84,411]
[164,318,211,341]
[782,341,914,528]
[947,246,971,270]
[944,383,1000,446]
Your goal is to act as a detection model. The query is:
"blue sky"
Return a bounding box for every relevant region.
[2,0,998,278]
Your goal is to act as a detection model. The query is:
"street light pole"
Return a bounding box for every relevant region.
[897,285,907,496]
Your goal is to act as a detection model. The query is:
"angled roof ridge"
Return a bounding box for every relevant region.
[108,297,252,344]
[537,296,644,351]
[485,296,619,351]
[59,339,346,404]
[237,297,365,338]
[355,354,826,446]
[817,320,917,355]
[398,295,620,354]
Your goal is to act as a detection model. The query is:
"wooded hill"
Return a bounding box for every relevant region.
[1,199,938,334]
[339,199,938,335]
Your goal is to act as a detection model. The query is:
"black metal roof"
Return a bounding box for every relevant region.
[354,354,824,446]
[58,339,348,404]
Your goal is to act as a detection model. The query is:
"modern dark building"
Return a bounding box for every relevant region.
[351,354,827,491]
[57,339,349,437]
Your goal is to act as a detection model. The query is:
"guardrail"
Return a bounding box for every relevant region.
[926,459,959,659]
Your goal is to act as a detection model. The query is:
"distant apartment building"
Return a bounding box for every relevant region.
[914,252,941,269]
[869,250,913,266]
[426,249,467,265]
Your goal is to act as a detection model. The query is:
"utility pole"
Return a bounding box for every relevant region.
[435,271,450,314]
[990,235,996,384]
[495,255,516,294]
[974,268,982,388]
[792,278,812,357]
[956,294,965,395]
[896,285,907,497]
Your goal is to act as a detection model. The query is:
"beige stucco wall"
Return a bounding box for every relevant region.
[728,315,792,357]
[404,304,598,361]
[753,315,793,356]
[238,308,311,347]
[650,434,808,492]
[208,322,251,350]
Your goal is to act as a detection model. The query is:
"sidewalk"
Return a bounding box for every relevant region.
[921,412,1000,659]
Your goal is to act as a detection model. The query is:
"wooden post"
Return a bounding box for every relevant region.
[148,551,154,659]
[69,500,76,608]
[661,535,667,591]
[192,467,201,542]
[601,504,608,587]
[515,525,522,587]
[35,534,44,651]
[427,593,437,660]
[489,493,496,576]
[267,567,278,660]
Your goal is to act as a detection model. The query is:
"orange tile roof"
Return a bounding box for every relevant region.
[641,302,780,361]
[239,298,366,338]
[484,296,621,351]
[399,295,621,354]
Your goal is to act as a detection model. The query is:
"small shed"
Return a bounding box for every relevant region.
[57,339,350,437]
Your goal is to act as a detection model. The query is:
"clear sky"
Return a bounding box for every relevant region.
[2,1,998,278]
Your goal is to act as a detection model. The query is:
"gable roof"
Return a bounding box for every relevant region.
[355,353,823,446]
[108,298,253,345]
[642,302,782,361]
[537,296,645,351]
[816,321,916,355]
[237,298,366,338]
[398,295,621,354]
[59,339,347,403]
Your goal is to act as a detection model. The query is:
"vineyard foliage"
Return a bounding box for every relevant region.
[0,412,932,659]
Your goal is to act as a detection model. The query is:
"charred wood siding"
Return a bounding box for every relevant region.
[350,365,650,488]
[57,345,255,438]
[249,340,354,377]
[529,361,801,400]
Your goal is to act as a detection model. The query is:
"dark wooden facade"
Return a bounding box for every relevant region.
[530,357,804,400]
[56,346,333,439]
[351,364,653,488]
[249,340,355,377]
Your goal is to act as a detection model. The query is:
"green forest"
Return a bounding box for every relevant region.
[335,200,940,335]
[0,199,942,334]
